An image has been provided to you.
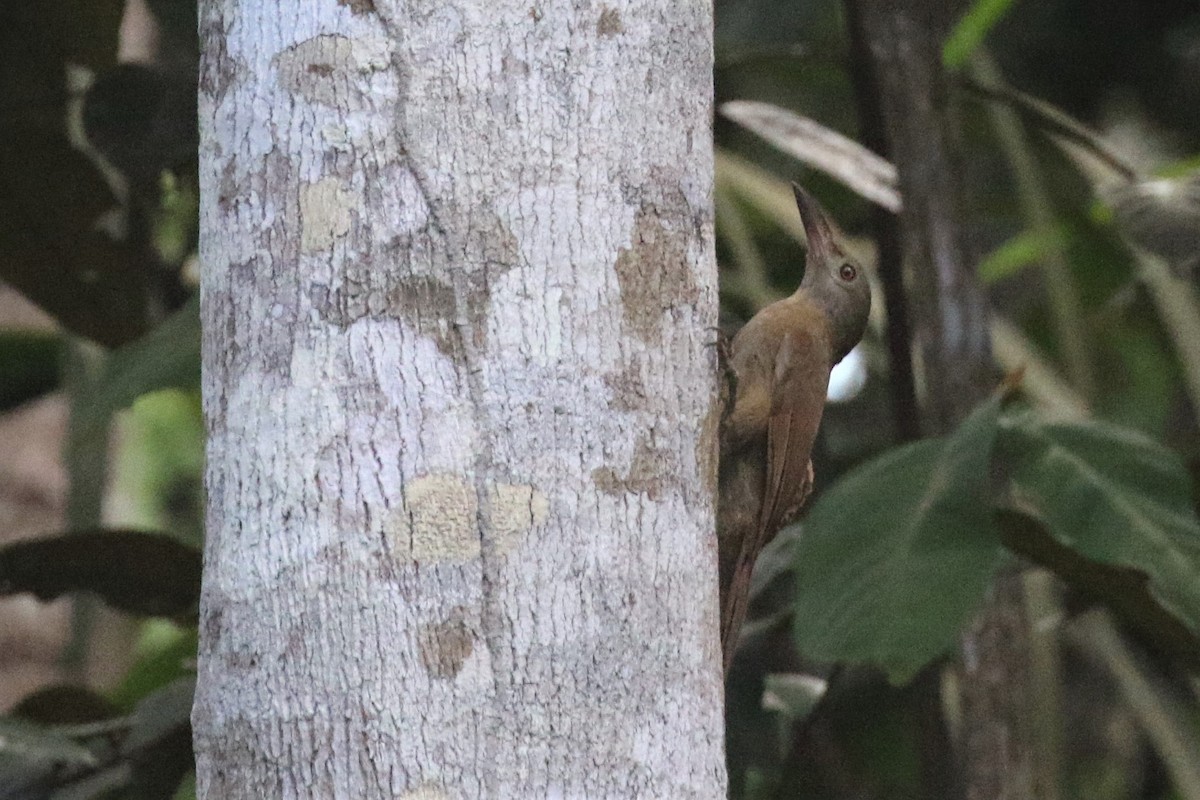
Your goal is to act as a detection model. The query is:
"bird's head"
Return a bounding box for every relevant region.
[793,183,871,363]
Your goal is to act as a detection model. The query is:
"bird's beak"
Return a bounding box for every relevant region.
[792,183,837,268]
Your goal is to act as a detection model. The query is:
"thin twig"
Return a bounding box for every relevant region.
[1069,611,1200,800]
[959,78,1139,182]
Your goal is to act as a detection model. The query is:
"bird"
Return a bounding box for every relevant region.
[718,183,871,674]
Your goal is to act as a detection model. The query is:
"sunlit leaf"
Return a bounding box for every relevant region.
[762,673,826,720]
[943,0,1017,69]
[77,295,200,444]
[976,226,1067,283]
[48,764,131,800]
[111,628,197,712]
[720,101,900,212]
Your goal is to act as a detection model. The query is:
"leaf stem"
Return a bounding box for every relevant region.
[60,340,112,675]
[1070,611,1200,800]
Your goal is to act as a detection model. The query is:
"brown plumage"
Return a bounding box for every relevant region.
[718,184,871,674]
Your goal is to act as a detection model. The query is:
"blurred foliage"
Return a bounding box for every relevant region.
[0,0,200,795]
[717,0,1200,798]
[942,0,1017,69]
[0,332,63,412]
[1,0,1199,798]
[0,530,201,620]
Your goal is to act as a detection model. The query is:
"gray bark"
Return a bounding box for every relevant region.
[194,0,725,797]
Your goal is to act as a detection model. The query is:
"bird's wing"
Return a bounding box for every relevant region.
[759,323,831,537]
[720,318,831,670]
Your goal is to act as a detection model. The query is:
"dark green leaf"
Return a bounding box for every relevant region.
[170,771,196,800]
[998,510,1200,666]
[11,686,119,726]
[790,396,1007,683]
[0,134,156,347]
[0,0,155,348]
[0,530,201,619]
[124,679,195,800]
[121,678,194,758]
[0,331,62,411]
[48,764,131,800]
[998,413,1200,655]
[83,65,198,185]
[0,717,99,768]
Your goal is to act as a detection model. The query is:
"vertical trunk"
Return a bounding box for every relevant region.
[195,1,725,797]
[844,1,1033,798]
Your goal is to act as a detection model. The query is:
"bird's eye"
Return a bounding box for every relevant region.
[839,263,858,282]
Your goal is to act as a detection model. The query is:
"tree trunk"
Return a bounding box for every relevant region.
[845,1,1034,798]
[195,1,725,797]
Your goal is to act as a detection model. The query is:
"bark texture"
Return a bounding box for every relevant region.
[195,1,724,797]
[845,1,1033,798]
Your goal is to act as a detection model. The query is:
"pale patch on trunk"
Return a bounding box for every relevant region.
[195,0,725,796]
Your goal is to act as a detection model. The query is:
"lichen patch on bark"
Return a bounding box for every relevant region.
[311,274,458,350]
[273,34,392,110]
[388,275,458,349]
[487,483,549,554]
[602,362,648,411]
[591,434,672,500]
[336,0,376,15]
[597,7,624,36]
[613,202,698,343]
[390,474,477,562]
[300,177,354,253]
[418,607,474,679]
[387,474,548,562]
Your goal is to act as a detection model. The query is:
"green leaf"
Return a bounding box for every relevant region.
[998,414,1200,655]
[0,529,202,619]
[976,226,1067,284]
[11,686,120,726]
[171,771,197,800]
[49,765,132,800]
[790,396,1007,683]
[0,331,62,411]
[1155,154,1200,180]
[0,717,99,767]
[122,677,194,757]
[123,678,195,800]
[76,294,200,443]
[111,626,198,711]
[943,0,1017,70]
